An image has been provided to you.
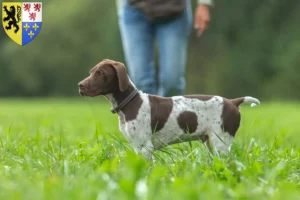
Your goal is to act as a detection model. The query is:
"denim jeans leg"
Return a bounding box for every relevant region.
[117,0,156,94]
[155,0,193,97]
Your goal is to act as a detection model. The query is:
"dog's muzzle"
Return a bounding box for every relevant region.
[78,82,85,96]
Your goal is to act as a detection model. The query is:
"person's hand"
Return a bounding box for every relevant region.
[194,4,211,37]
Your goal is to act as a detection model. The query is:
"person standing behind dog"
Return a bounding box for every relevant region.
[117,0,213,97]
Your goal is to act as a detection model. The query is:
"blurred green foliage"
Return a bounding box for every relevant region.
[0,100,300,199]
[0,0,299,100]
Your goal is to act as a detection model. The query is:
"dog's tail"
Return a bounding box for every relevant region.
[231,96,260,108]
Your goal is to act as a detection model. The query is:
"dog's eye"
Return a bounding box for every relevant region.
[97,71,104,76]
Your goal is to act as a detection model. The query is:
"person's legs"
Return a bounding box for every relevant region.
[117,0,156,94]
[155,0,193,97]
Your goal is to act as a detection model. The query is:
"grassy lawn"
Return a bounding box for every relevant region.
[0,98,299,200]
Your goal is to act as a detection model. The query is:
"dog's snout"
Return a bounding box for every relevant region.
[78,81,86,96]
[78,82,85,89]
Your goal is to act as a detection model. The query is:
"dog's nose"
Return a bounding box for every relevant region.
[78,82,85,89]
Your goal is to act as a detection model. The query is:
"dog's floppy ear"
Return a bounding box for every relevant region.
[105,60,130,92]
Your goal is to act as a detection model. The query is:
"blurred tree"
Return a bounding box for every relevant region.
[0,0,299,100]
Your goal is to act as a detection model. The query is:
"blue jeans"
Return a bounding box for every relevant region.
[117,0,193,97]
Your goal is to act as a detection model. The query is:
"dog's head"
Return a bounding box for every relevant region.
[78,59,130,96]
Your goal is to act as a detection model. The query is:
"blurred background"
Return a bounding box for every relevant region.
[0,0,299,101]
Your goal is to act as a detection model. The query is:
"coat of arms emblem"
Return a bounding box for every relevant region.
[2,2,42,46]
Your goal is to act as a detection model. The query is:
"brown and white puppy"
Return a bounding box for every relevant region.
[78,59,260,161]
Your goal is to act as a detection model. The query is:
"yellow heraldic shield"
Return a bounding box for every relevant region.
[2,2,43,46]
[2,2,22,45]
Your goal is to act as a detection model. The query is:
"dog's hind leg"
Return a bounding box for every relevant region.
[208,129,234,156]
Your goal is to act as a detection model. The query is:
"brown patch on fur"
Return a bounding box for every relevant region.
[231,97,245,107]
[80,59,142,121]
[149,95,173,133]
[112,85,143,122]
[103,59,130,92]
[184,95,214,101]
[177,111,198,134]
[221,99,241,137]
[79,60,129,96]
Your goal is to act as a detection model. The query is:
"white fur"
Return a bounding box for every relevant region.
[109,91,237,161]
[244,96,260,107]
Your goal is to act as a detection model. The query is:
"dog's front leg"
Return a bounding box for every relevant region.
[124,129,155,162]
[135,141,155,163]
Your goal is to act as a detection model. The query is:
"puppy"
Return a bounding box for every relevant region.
[78,59,260,161]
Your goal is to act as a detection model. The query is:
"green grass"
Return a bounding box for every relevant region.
[0,98,300,200]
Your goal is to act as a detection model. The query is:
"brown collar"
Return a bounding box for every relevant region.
[110,89,139,114]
